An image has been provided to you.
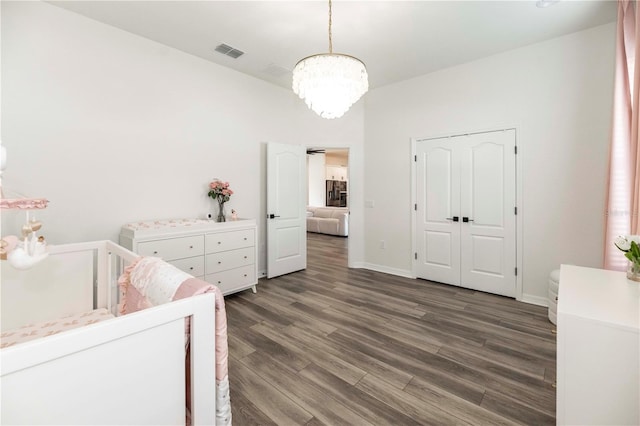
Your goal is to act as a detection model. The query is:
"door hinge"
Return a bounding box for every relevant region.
[514,146,518,154]
[514,206,518,215]
[415,252,418,260]
[515,267,518,276]
[414,155,417,162]
[414,203,417,211]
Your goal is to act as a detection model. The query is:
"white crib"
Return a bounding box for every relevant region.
[0,240,216,425]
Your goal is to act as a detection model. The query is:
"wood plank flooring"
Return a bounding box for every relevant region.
[225,233,556,425]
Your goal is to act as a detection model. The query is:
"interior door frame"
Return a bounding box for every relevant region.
[306,145,351,266]
[411,126,524,302]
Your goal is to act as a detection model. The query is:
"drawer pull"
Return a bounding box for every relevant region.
[244,237,247,240]
[190,267,194,270]
[217,281,221,284]
[244,256,247,259]
[189,245,193,249]
[244,274,247,277]
[153,251,158,255]
[218,261,222,264]
[217,242,221,245]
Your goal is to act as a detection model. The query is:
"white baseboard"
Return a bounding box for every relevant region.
[266,264,548,310]
[520,293,548,307]
[359,262,414,279]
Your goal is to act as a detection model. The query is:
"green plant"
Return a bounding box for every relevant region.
[614,236,640,270]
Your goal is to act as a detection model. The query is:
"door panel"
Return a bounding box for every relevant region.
[460,130,516,297]
[275,226,301,259]
[425,231,453,267]
[416,140,460,286]
[470,142,504,227]
[426,148,452,222]
[469,235,504,276]
[267,143,307,279]
[416,130,516,298]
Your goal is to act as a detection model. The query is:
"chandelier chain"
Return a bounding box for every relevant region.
[328,0,333,54]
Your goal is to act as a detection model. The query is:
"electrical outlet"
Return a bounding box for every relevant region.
[380,240,386,249]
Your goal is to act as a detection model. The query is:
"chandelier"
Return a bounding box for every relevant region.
[292,0,368,119]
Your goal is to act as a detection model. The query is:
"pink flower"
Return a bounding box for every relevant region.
[207,180,234,202]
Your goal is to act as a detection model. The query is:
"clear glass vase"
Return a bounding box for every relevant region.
[216,199,226,222]
[627,261,640,282]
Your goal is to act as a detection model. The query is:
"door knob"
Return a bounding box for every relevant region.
[268,214,281,219]
[462,217,474,223]
[445,216,459,222]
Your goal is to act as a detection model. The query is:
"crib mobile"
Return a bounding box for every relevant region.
[0,145,49,270]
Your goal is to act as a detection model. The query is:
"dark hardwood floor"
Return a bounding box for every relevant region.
[225,233,556,425]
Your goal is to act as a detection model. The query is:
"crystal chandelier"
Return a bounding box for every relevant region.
[292,0,368,119]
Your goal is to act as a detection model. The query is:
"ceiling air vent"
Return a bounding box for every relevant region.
[214,43,244,59]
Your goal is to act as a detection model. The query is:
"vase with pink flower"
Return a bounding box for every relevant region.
[207,180,233,222]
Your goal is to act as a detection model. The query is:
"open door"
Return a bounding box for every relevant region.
[267,142,307,278]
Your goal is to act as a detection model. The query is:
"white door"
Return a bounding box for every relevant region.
[416,138,461,286]
[267,142,307,278]
[416,130,516,297]
[459,131,516,297]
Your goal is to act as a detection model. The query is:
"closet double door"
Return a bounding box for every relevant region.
[415,130,516,297]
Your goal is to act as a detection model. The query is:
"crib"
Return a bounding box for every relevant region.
[1,240,218,425]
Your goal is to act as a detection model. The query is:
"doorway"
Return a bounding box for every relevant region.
[413,129,517,298]
[306,147,350,262]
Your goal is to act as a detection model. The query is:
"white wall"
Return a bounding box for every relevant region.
[2,1,616,303]
[364,23,615,302]
[0,1,365,275]
[307,153,326,207]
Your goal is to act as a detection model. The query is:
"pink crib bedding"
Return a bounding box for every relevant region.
[1,308,114,349]
[118,257,231,425]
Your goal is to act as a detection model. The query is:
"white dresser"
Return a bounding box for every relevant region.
[557,264,639,425]
[120,218,258,296]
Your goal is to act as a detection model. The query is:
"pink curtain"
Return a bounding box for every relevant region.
[605,0,640,271]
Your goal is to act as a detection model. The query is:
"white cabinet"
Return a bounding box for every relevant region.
[557,264,639,425]
[326,165,347,181]
[120,218,258,296]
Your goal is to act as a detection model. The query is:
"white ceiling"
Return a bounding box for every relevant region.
[48,1,617,90]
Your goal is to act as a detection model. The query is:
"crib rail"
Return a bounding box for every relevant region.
[1,240,217,424]
[1,293,216,425]
[1,240,140,331]
[49,240,139,315]
[45,240,140,315]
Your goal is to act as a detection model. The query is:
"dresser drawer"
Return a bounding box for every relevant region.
[136,235,204,260]
[169,256,205,277]
[206,264,255,293]
[206,247,254,273]
[205,229,254,254]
